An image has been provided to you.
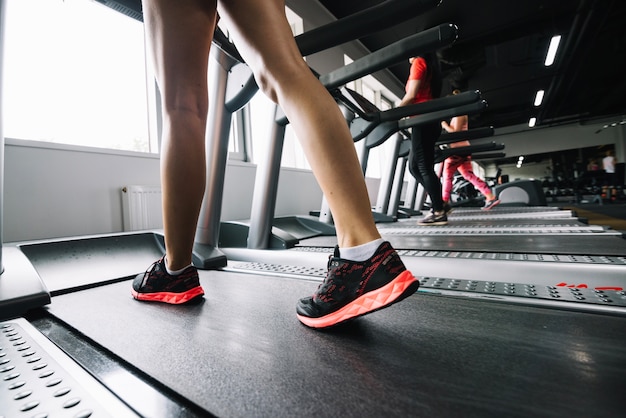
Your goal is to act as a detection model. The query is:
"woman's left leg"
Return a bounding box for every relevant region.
[217,0,380,249]
[217,0,419,328]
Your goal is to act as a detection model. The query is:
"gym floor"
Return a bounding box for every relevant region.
[561,203,626,233]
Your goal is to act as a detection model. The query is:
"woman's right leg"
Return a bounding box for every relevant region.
[441,158,461,202]
[132,0,217,304]
[458,160,494,199]
[142,0,217,271]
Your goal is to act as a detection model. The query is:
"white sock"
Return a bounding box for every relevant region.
[164,256,192,276]
[339,238,385,262]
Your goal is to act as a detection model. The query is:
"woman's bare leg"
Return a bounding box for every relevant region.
[142,0,217,270]
[217,0,381,249]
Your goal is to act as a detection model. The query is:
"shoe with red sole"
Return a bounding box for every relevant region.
[296,241,419,329]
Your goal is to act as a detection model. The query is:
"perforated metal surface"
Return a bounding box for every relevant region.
[232,262,326,279]
[293,246,626,266]
[0,318,138,418]
[441,211,576,220]
[398,249,626,264]
[419,277,626,315]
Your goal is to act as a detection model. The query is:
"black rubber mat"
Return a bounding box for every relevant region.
[44,270,626,418]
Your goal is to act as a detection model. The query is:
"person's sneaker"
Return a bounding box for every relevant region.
[417,209,448,226]
[482,198,501,210]
[131,257,204,304]
[296,241,419,329]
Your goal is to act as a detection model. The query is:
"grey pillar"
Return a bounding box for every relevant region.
[0,0,6,274]
[374,133,402,214]
[247,104,286,249]
[192,46,235,268]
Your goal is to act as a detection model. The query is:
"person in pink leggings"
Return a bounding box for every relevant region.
[440,90,500,211]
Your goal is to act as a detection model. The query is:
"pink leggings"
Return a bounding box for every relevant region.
[442,156,493,201]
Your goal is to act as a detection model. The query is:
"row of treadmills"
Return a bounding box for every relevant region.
[2,1,626,417]
[2,203,626,417]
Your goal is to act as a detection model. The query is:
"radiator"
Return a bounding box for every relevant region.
[121,185,163,231]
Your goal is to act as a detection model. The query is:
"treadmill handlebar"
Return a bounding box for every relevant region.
[437,126,495,144]
[382,90,481,122]
[470,152,506,160]
[349,90,481,142]
[210,0,441,64]
[320,23,459,90]
[435,142,505,163]
[295,0,442,56]
[398,100,488,130]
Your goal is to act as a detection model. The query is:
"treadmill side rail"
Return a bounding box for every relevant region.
[0,246,50,320]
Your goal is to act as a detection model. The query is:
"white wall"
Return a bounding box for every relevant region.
[3,139,331,243]
[4,140,159,242]
[3,138,386,243]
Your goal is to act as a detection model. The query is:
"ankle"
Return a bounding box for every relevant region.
[339,238,385,261]
[164,256,193,275]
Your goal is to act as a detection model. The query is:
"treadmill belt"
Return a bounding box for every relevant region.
[44,270,626,417]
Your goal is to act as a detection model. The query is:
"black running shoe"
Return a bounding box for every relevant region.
[296,241,419,329]
[482,198,501,210]
[417,209,448,226]
[131,257,204,304]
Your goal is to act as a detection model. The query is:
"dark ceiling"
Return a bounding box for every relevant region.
[318,0,626,131]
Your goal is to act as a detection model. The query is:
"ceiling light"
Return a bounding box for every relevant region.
[534,90,545,106]
[545,35,561,66]
[528,117,537,127]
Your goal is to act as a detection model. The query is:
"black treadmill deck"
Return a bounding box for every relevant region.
[35,270,626,418]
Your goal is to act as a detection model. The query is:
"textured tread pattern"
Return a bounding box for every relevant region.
[297,270,419,328]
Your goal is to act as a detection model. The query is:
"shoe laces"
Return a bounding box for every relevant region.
[140,257,164,288]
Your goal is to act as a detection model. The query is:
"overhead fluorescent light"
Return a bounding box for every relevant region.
[534,90,545,106]
[545,35,561,66]
[528,117,537,127]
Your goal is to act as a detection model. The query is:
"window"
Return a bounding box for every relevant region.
[343,56,400,180]
[229,107,251,161]
[4,0,154,153]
